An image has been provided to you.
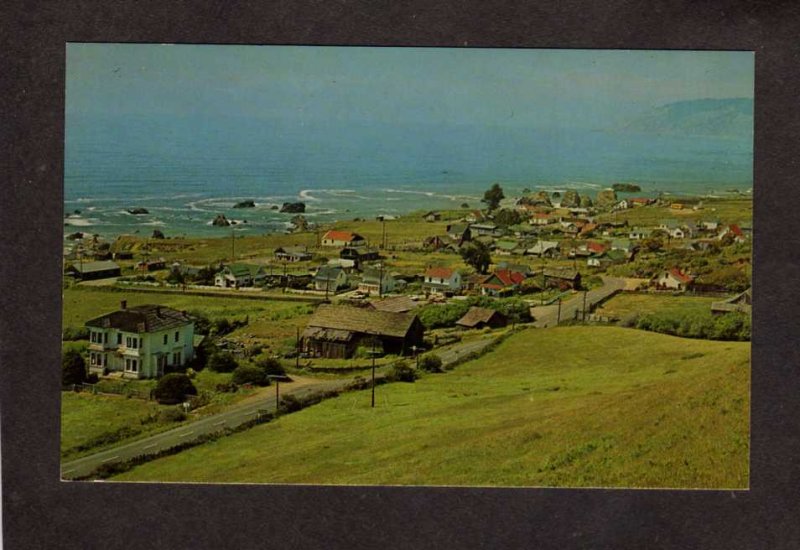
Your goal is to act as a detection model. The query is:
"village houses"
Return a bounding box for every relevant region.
[321,230,367,248]
[423,266,462,293]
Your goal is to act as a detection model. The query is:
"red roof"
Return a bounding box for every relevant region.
[668,267,693,284]
[631,197,651,204]
[580,223,598,235]
[425,266,455,279]
[729,224,744,237]
[323,230,362,242]
[483,269,525,288]
[587,241,607,254]
[532,212,551,219]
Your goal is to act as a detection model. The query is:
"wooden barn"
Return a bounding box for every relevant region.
[456,307,508,329]
[301,304,425,359]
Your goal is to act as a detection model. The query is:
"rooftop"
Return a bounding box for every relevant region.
[86,304,194,333]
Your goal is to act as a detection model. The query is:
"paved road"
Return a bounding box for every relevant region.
[61,377,352,480]
[530,276,625,328]
[62,331,507,480]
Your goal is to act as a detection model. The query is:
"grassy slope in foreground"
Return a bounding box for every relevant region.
[114,326,750,488]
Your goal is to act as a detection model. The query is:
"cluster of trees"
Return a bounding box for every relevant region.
[459,241,492,274]
[634,311,750,341]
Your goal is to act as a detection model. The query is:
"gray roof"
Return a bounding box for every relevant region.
[305,304,419,338]
[86,305,193,333]
[68,260,121,274]
[315,265,344,281]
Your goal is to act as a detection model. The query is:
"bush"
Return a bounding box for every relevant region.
[62,326,90,341]
[386,360,418,383]
[232,365,269,386]
[256,357,286,377]
[153,373,197,404]
[419,354,443,373]
[279,394,303,413]
[635,311,750,341]
[158,408,187,423]
[207,351,238,373]
[62,348,87,385]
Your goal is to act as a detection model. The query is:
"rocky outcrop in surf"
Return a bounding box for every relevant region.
[280,202,306,213]
[212,214,231,227]
[233,200,256,209]
[127,208,149,215]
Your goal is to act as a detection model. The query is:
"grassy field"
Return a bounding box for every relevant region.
[595,198,752,226]
[60,392,175,458]
[595,293,718,319]
[113,326,750,488]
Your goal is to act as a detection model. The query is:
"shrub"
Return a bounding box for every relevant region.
[207,351,238,373]
[158,408,187,423]
[62,326,90,341]
[62,348,87,385]
[386,360,418,383]
[279,394,303,413]
[153,373,197,404]
[85,372,99,384]
[419,354,443,373]
[232,365,269,386]
[256,357,286,377]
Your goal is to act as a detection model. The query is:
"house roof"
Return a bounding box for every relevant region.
[305,304,419,339]
[86,304,194,333]
[527,240,559,254]
[225,263,262,278]
[447,224,470,234]
[543,267,580,280]
[456,307,506,328]
[68,260,121,274]
[275,246,311,256]
[532,212,552,219]
[369,296,418,313]
[729,224,744,237]
[630,197,651,204]
[667,267,693,284]
[315,265,344,281]
[425,266,456,279]
[361,267,390,284]
[586,241,607,254]
[579,223,598,235]
[494,240,519,250]
[323,230,364,242]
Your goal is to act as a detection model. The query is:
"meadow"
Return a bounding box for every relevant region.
[594,293,718,319]
[113,326,750,488]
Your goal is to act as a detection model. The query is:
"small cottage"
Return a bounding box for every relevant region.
[456,307,508,329]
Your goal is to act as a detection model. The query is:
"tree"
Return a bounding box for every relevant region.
[232,365,269,386]
[493,208,522,228]
[256,357,286,377]
[641,236,665,253]
[459,241,492,274]
[482,183,505,211]
[153,373,197,404]
[207,351,238,373]
[62,348,87,385]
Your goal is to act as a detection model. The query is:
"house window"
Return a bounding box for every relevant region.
[139,338,143,348]
[126,336,131,348]
[174,331,179,343]
[125,359,138,373]
[163,334,168,345]
[104,332,108,344]
[90,332,96,343]
[172,352,181,366]
[90,353,95,365]
[117,333,122,345]
[103,354,107,366]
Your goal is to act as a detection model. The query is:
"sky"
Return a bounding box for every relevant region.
[66,44,754,131]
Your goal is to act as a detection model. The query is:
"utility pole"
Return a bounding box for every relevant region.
[275,378,280,414]
[582,289,588,323]
[378,262,384,298]
[382,219,387,249]
[295,327,300,370]
[371,334,376,408]
[557,297,562,325]
[231,228,235,261]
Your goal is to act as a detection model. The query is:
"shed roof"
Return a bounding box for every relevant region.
[305,304,419,338]
[68,260,121,274]
[456,307,506,328]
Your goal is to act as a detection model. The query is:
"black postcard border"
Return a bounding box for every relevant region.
[2,1,799,548]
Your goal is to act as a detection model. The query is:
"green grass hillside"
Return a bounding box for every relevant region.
[113,326,750,488]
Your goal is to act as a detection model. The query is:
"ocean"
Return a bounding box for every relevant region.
[63,114,753,239]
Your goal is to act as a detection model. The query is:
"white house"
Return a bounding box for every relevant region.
[358,266,395,296]
[214,264,266,288]
[321,230,366,248]
[85,301,195,379]
[423,266,462,292]
[656,268,694,290]
[314,265,348,292]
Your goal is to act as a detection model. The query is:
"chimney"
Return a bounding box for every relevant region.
[120,300,127,310]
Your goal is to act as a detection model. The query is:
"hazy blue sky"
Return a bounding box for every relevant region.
[66,44,754,130]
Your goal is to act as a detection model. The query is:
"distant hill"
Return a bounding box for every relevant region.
[623,98,753,137]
